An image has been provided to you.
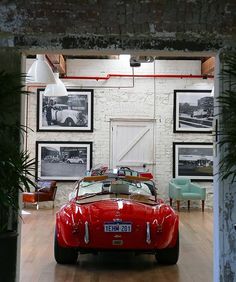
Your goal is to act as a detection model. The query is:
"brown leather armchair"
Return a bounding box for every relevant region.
[22,180,57,209]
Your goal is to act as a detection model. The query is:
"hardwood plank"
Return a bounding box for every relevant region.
[20,209,213,282]
[201,57,215,75]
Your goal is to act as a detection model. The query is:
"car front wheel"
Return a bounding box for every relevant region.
[54,229,78,264]
[65,118,75,127]
[155,232,179,265]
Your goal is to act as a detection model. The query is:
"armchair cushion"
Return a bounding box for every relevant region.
[172,178,191,186]
[36,180,57,196]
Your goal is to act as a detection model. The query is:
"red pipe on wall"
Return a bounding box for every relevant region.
[62,74,214,80]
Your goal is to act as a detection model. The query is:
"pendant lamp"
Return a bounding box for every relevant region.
[43,73,68,96]
[26,54,56,84]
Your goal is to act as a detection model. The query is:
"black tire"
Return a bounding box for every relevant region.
[155,233,179,265]
[54,229,78,264]
[65,118,75,127]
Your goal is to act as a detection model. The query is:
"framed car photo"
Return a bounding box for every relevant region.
[37,89,94,132]
[173,142,213,181]
[36,141,92,181]
[173,89,213,133]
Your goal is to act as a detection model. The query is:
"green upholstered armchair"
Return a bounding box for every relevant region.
[169,177,206,212]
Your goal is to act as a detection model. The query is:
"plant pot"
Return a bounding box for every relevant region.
[0,231,18,282]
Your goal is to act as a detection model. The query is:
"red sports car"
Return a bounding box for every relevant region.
[54,170,179,265]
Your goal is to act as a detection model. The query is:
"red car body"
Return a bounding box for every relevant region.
[54,172,179,265]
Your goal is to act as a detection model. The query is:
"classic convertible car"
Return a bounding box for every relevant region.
[54,170,179,265]
[51,104,78,126]
[66,157,84,164]
[51,104,87,127]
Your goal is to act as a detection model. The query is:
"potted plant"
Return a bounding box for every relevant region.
[0,70,35,282]
[217,51,236,182]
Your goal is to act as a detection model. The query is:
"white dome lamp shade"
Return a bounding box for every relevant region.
[26,54,56,84]
[44,73,68,96]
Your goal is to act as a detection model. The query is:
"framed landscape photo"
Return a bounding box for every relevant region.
[173,142,213,181]
[36,141,92,181]
[173,89,213,133]
[37,89,94,132]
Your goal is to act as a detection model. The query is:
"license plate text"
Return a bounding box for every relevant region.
[104,223,132,232]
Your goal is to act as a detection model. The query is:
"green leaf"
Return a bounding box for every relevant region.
[217,51,236,182]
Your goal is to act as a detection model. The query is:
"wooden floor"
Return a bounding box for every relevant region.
[20,208,213,282]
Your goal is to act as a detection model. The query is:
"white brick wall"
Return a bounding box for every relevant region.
[25,58,214,209]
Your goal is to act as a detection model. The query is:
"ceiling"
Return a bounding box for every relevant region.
[27,54,215,77]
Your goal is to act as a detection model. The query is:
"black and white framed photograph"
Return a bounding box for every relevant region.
[37,89,94,132]
[173,142,213,181]
[36,141,92,181]
[173,89,213,133]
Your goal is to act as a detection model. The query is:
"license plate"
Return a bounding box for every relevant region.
[104,223,132,232]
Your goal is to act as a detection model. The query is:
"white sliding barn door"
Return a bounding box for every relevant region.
[110,120,155,173]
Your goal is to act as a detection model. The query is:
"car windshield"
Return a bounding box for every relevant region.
[74,175,157,204]
[54,104,68,110]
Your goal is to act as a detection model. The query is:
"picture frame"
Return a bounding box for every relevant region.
[37,89,94,132]
[173,89,213,133]
[173,142,213,181]
[36,141,92,181]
